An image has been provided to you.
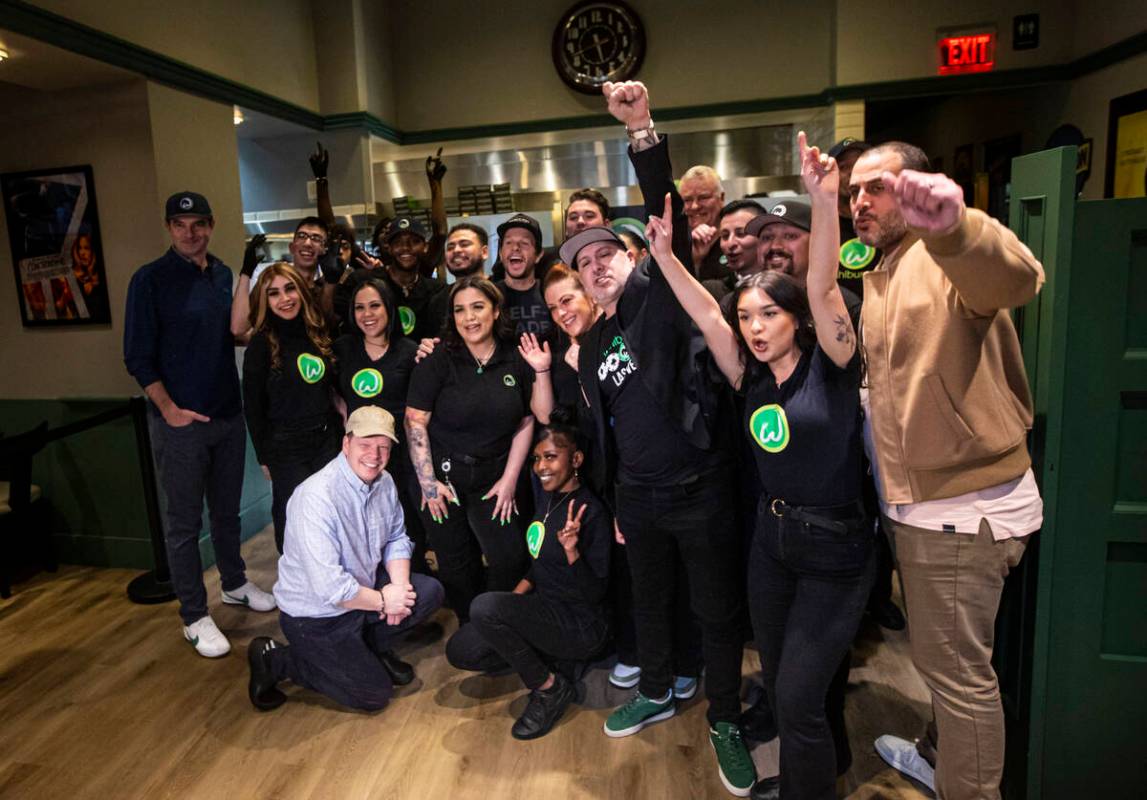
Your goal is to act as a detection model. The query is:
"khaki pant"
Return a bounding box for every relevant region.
[883,515,1028,800]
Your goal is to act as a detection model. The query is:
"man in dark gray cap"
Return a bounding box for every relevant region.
[124,191,276,659]
[495,213,554,343]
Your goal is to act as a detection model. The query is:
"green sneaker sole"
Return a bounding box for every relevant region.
[603,704,675,738]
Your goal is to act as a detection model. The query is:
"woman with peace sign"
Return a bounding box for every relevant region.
[243,261,342,553]
[445,412,611,741]
[643,134,875,799]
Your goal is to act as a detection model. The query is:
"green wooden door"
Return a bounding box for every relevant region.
[1036,196,1147,797]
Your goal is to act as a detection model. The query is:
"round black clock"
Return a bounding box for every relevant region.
[552,1,646,94]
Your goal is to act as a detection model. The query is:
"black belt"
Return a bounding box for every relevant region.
[767,497,864,536]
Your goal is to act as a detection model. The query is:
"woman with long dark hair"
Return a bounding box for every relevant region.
[405,276,536,622]
[243,261,341,553]
[643,134,874,800]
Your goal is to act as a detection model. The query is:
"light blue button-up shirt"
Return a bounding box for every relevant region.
[273,453,413,618]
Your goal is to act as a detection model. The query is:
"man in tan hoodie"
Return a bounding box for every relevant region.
[849,141,1045,800]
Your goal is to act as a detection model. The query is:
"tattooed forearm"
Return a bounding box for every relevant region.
[404,414,439,498]
[833,314,855,350]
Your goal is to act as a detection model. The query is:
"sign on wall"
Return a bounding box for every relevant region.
[938,31,997,75]
[1,165,110,327]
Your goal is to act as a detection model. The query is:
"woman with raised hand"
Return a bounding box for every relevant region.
[404,276,536,623]
[243,262,342,554]
[643,133,874,800]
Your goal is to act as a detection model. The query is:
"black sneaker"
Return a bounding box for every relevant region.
[247,636,286,711]
[738,692,778,744]
[378,650,415,686]
[511,673,576,740]
[750,776,780,800]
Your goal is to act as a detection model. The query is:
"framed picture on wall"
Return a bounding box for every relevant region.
[1104,88,1147,198]
[1,164,111,327]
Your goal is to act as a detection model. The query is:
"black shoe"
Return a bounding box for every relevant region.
[247,636,286,711]
[750,776,779,800]
[378,650,415,686]
[869,598,907,631]
[738,693,778,744]
[511,673,576,740]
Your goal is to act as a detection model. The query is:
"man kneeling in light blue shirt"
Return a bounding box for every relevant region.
[247,406,445,711]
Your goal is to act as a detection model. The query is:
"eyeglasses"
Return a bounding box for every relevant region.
[294,231,327,246]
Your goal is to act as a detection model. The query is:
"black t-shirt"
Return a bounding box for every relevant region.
[406,341,535,459]
[332,334,418,423]
[596,316,709,486]
[743,344,863,507]
[496,280,555,344]
[524,484,611,614]
[837,216,879,301]
[334,268,444,342]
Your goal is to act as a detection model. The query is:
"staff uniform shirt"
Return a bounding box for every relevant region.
[596,316,713,486]
[334,268,444,341]
[495,279,555,344]
[273,454,413,618]
[743,345,863,507]
[407,342,534,460]
[123,247,240,418]
[333,334,418,422]
[242,315,337,464]
[524,484,611,616]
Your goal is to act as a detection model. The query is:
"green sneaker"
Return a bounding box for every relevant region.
[603,691,675,738]
[709,722,756,796]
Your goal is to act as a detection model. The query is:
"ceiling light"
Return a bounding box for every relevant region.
[0,48,9,62]
[233,107,244,126]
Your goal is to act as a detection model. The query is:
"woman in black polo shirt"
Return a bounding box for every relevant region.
[405,276,535,622]
[644,136,874,799]
[332,277,428,571]
[243,262,341,553]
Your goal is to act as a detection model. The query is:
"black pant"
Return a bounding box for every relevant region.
[149,412,248,625]
[421,454,529,622]
[615,473,745,725]
[268,572,444,711]
[266,419,343,553]
[611,541,703,675]
[390,448,431,573]
[446,592,609,689]
[748,500,874,800]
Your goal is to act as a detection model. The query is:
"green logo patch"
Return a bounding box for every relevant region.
[503,374,517,387]
[351,368,383,398]
[749,403,791,453]
[526,521,545,558]
[398,306,416,335]
[296,353,325,384]
[838,238,876,273]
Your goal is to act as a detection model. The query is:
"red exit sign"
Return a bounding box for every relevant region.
[938,33,996,75]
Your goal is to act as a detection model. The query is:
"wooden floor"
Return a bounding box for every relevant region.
[0,529,934,799]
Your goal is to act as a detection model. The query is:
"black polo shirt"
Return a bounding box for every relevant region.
[407,341,535,460]
[743,345,863,507]
[332,334,418,424]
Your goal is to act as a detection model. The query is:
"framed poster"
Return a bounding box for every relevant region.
[1104,88,1147,198]
[1,165,111,326]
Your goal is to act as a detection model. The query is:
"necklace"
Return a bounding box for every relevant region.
[363,337,389,358]
[526,486,577,559]
[471,342,497,374]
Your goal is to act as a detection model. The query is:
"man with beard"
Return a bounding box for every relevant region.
[699,199,766,304]
[851,142,1044,800]
[426,223,490,334]
[829,139,879,299]
[679,164,729,281]
[494,214,555,344]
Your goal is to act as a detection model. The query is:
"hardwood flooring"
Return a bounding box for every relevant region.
[0,529,934,799]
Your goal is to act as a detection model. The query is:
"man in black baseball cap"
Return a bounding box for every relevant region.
[827,138,880,301]
[165,190,213,221]
[496,213,553,342]
[746,197,813,283]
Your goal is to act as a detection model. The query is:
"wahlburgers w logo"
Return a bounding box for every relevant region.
[296,353,325,384]
[351,368,383,397]
[398,306,415,335]
[749,404,790,453]
[838,238,876,273]
[526,521,545,558]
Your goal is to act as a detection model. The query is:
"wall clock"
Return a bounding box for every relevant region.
[552,1,646,94]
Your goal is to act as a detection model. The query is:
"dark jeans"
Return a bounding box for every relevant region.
[446,592,609,689]
[749,500,875,800]
[268,572,444,711]
[421,454,529,623]
[615,473,745,725]
[611,541,703,675]
[150,412,248,625]
[265,418,343,553]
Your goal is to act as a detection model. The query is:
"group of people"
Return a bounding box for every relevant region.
[123,80,1045,800]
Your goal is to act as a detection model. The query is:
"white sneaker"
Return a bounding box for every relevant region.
[875,734,936,792]
[609,662,642,689]
[222,581,277,612]
[183,615,231,658]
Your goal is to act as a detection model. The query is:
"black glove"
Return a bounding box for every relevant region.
[425,147,446,182]
[241,234,267,278]
[318,243,345,284]
[309,140,329,180]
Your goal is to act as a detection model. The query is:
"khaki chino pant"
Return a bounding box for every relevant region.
[883,515,1029,800]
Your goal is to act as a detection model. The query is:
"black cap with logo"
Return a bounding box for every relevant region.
[745,197,813,237]
[385,216,429,242]
[165,191,213,220]
[827,138,872,161]
[496,213,543,250]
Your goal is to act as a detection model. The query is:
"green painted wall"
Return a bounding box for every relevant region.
[0,398,270,571]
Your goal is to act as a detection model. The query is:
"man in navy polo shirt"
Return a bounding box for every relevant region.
[124,191,276,659]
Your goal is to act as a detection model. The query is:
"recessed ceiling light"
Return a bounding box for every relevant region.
[233,107,244,126]
[0,48,9,62]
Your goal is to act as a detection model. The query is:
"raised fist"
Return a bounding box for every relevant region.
[603,81,651,129]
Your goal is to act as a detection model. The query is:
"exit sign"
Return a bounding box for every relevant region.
[938,32,996,75]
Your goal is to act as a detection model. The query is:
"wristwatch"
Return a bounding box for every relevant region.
[626,120,656,142]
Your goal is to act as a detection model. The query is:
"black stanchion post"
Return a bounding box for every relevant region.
[126,396,176,604]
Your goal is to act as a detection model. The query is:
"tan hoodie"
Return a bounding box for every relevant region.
[862,208,1045,504]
